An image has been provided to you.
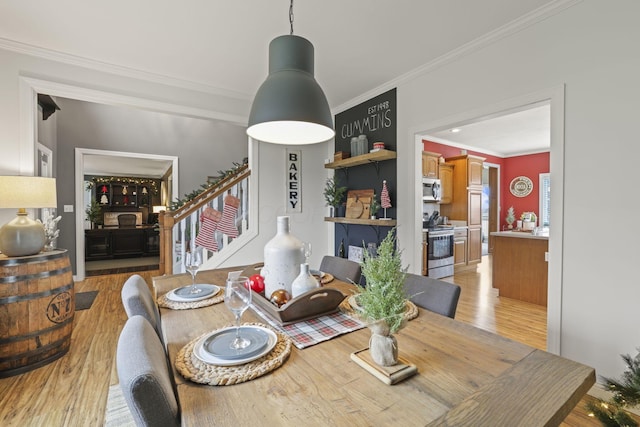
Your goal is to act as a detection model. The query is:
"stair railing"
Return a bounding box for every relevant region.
[158,164,250,275]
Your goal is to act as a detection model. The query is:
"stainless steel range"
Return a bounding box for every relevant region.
[423,225,455,279]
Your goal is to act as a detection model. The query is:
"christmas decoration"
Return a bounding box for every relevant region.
[194,207,221,252]
[380,180,392,219]
[218,194,240,238]
[505,206,516,229]
[169,158,248,210]
[587,349,640,426]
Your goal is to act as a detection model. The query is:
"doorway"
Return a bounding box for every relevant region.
[413,86,565,354]
[76,148,177,279]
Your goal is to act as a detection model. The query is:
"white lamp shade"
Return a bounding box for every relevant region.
[152,205,167,213]
[0,176,57,208]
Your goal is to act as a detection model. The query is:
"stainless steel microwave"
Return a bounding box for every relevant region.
[422,178,441,202]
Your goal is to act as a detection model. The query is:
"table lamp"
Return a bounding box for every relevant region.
[0,176,57,257]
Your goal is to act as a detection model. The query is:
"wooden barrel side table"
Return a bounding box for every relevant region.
[0,249,75,378]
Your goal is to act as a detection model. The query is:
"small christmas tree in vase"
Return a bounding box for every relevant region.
[505,206,516,229]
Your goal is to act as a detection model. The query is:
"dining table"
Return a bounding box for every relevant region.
[153,266,595,427]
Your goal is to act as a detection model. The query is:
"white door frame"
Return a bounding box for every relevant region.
[75,148,178,279]
[411,85,565,354]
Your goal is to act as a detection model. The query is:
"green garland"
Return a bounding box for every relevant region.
[86,176,160,195]
[169,158,248,211]
[587,349,640,426]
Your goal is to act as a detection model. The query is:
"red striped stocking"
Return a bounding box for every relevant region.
[218,194,240,238]
[195,207,221,252]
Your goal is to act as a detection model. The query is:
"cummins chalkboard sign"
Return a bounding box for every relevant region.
[335,88,396,153]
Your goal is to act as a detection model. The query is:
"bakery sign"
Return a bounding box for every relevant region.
[510,176,534,197]
[286,149,302,213]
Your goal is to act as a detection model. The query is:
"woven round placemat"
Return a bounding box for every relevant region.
[339,297,419,322]
[175,322,292,386]
[157,288,224,310]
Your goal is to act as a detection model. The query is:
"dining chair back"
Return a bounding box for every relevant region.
[116,315,179,427]
[319,255,362,285]
[118,213,137,227]
[403,273,461,318]
[121,274,162,339]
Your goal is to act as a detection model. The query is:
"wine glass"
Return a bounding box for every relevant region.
[225,276,252,350]
[184,250,203,294]
[302,242,312,264]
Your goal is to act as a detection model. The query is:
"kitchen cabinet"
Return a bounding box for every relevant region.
[440,154,485,271]
[422,151,440,178]
[453,227,467,267]
[491,232,549,306]
[439,163,454,204]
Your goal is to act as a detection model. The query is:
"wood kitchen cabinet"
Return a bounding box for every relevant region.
[422,151,440,178]
[439,163,454,204]
[440,154,485,271]
[453,228,467,267]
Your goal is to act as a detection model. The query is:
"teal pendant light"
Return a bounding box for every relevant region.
[247,0,334,145]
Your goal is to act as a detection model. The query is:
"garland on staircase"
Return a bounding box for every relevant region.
[169,158,248,211]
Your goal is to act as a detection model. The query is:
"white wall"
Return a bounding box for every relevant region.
[389,0,640,379]
[220,140,332,270]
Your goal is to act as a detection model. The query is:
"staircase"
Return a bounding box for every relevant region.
[158,164,251,275]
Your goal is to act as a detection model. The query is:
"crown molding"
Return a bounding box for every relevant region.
[0,37,251,101]
[333,0,582,114]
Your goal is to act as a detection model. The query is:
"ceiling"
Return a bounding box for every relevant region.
[2,0,557,158]
[84,154,172,179]
[425,103,550,157]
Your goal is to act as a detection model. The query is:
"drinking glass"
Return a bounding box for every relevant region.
[225,276,252,350]
[184,251,203,294]
[302,242,312,264]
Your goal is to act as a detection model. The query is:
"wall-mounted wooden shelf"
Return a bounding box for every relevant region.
[324,217,397,227]
[324,149,396,169]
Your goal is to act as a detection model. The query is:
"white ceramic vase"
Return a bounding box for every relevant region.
[291,263,320,298]
[263,216,304,298]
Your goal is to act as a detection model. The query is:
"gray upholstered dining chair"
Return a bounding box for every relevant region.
[319,255,362,285]
[121,274,162,339]
[116,315,179,427]
[403,273,461,318]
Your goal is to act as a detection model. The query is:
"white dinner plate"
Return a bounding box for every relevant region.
[166,284,220,302]
[194,326,277,366]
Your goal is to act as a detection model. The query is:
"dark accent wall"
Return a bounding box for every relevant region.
[333,88,397,258]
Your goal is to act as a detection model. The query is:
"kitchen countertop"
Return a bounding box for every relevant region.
[491,230,549,240]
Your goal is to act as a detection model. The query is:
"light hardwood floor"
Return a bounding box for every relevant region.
[0,257,609,426]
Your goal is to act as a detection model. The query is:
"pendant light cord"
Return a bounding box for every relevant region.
[289,0,294,35]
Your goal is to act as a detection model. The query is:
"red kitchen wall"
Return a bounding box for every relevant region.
[502,152,549,226]
[422,140,549,228]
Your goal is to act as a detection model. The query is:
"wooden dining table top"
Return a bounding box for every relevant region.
[153,266,595,427]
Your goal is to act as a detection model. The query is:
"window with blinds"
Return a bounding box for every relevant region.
[539,173,550,227]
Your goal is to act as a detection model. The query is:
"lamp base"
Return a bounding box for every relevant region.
[0,212,46,257]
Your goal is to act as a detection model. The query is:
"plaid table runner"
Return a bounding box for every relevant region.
[250,303,365,349]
